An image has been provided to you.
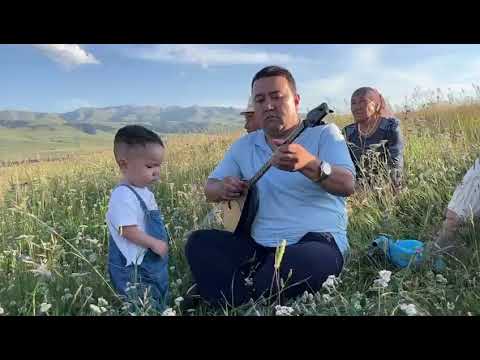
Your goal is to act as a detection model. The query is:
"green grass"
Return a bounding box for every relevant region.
[0,126,114,163]
[0,107,479,316]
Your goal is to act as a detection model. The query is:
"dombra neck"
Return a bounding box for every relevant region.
[265,123,299,150]
[265,135,278,151]
[265,127,296,151]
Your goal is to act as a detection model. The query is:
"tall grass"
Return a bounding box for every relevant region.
[0,106,479,316]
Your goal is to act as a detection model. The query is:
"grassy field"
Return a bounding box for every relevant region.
[1,106,480,316]
[0,126,114,163]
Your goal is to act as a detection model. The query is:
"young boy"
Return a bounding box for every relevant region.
[106,125,169,310]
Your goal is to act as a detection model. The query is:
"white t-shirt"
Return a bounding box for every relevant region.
[106,184,159,266]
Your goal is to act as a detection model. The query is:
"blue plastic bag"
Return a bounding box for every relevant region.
[371,235,425,269]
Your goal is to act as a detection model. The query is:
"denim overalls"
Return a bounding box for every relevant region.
[108,184,170,310]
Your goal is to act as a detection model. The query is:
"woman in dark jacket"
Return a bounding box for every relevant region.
[343,87,404,191]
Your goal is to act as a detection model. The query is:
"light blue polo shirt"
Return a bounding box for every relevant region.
[209,123,355,256]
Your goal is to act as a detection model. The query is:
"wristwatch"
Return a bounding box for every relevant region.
[316,160,332,183]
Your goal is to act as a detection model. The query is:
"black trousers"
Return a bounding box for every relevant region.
[185,230,344,308]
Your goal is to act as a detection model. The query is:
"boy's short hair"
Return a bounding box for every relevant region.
[113,125,164,162]
[251,65,297,94]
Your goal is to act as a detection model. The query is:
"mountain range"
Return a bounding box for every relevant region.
[0,105,245,134]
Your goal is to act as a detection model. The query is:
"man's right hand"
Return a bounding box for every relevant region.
[220,176,248,201]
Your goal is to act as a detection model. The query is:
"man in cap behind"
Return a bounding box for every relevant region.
[241,95,261,133]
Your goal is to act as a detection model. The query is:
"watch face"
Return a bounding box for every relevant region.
[322,162,332,176]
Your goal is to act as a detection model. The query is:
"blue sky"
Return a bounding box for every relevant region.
[2,44,480,114]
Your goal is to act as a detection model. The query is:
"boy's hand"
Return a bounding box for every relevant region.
[150,240,169,257]
[120,225,169,257]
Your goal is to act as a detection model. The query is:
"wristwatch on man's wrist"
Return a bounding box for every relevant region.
[316,160,332,183]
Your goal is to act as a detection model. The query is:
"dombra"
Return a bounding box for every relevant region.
[221,103,334,236]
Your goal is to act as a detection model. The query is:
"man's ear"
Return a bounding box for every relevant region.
[294,93,301,110]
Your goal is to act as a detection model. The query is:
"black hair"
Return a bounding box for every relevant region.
[251,65,297,94]
[113,125,164,160]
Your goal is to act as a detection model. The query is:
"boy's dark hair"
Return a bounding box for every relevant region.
[251,65,297,94]
[113,125,164,161]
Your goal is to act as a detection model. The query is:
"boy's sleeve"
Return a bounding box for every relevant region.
[106,187,139,234]
[319,124,356,177]
[208,142,242,180]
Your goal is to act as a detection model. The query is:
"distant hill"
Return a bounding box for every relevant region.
[0,105,245,134]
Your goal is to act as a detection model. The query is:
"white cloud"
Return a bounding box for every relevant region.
[33,44,100,69]
[300,45,480,113]
[126,44,312,67]
[351,44,382,68]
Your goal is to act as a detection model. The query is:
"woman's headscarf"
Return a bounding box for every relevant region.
[352,87,394,118]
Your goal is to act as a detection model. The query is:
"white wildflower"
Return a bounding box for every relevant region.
[19,255,33,263]
[169,266,175,272]
[176,279,182,286]
[244,277,253,286]
[322,294,333,303]
[399,303,418,316]
[125,283,137,293]
[90,304,106,315]
[30,263,52,279]
[322,275,338,290]
[86,237,99,245]
[274,305,294,316]
[447,302,455,311]
[98,297,108,307]
[162,307,176,316]
[373,270,392,288]
[353,301,362,311]
[39,303,52,314]
[0,306,4,315]
[301,291,314,303]
[90,305,100,314]
[174,297,184,307]
[436,274,448,284]
[61,293,73,302]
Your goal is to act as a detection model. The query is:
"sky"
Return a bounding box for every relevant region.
[2,44,480,114]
